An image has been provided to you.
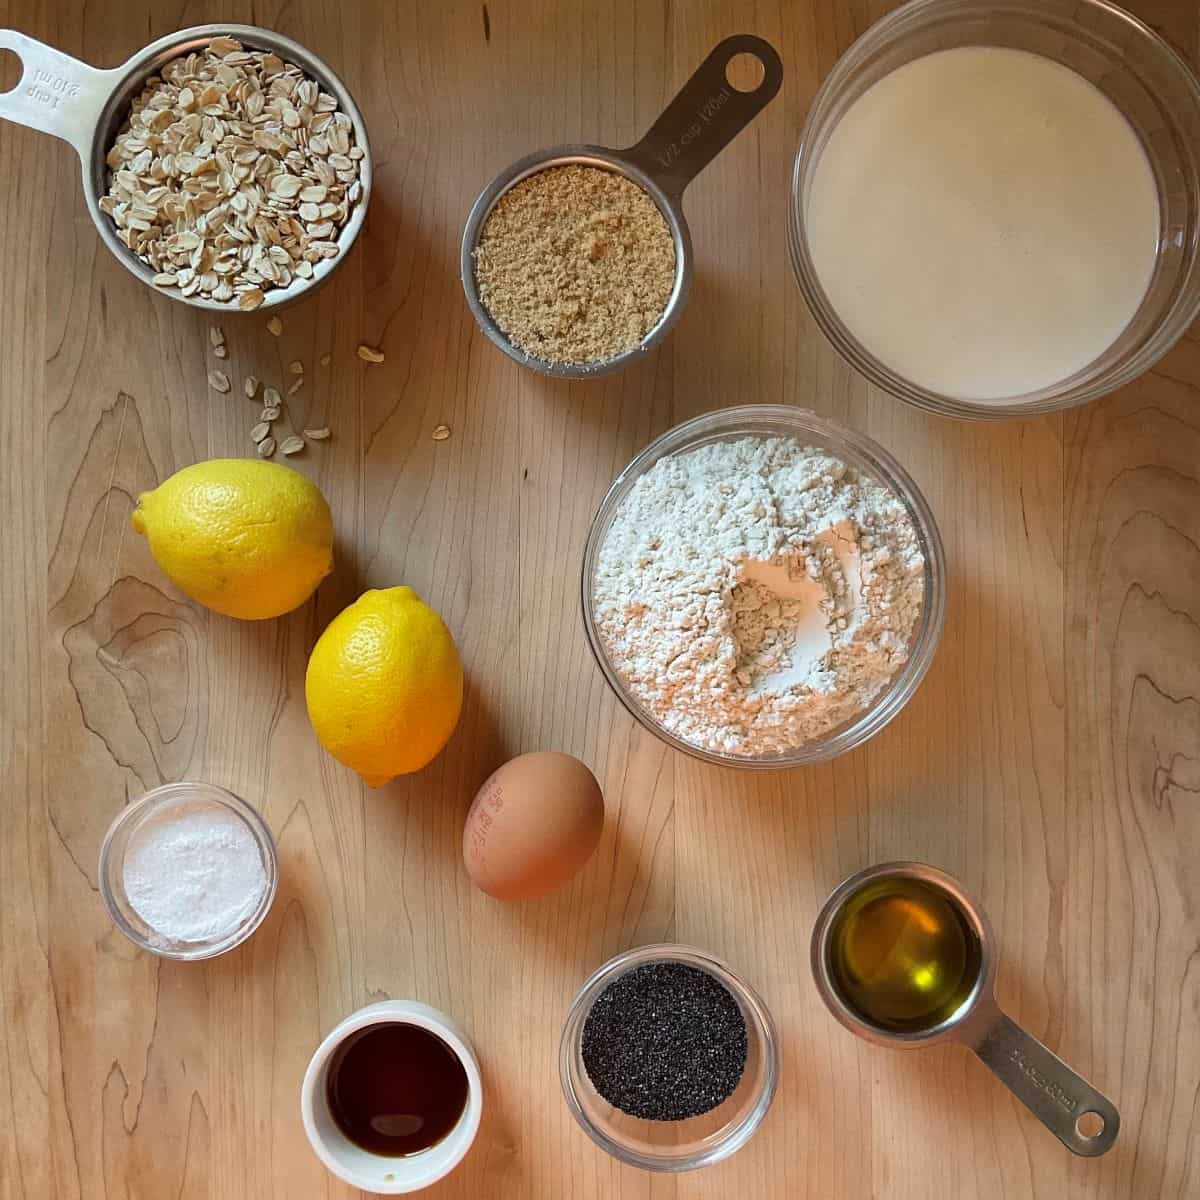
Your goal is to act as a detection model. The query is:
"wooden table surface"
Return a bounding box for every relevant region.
[3,1,1199,1197]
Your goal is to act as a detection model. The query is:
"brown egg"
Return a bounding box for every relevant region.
[463,752,604,901]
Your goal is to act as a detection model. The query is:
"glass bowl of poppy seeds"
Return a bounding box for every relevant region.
[559,944,779,1171]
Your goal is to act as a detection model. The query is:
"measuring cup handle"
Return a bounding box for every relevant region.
[0,31,112,159]
[622,34,782,198]
[969,1004,1120,1156]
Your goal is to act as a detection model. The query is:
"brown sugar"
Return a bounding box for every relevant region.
[473,165,676,365]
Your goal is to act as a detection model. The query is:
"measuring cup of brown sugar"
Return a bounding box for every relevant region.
[460,35,783,378]
[811,862,1120,1157]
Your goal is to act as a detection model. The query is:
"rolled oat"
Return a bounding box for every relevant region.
[101,38,363,306]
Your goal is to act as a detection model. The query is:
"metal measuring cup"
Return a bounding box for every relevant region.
[460,35,783,378]
[811,862,1120,1157]
[0,24,371,312]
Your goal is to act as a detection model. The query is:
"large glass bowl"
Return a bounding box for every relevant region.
[789,0,1200,419]
[580,405,946,768]
[559,944,779,1172]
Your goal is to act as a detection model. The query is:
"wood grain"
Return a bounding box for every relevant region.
[1,1,1198,1197]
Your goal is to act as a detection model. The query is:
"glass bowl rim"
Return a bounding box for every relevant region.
[788,0,1200,420]
[580,404,947,768]
[98,780,279,960]
[558,943,780,1172]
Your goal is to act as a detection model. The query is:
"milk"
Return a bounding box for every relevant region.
[806,47,1160,402]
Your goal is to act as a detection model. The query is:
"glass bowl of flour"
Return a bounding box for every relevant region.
[99,782,279,959]
[582,406,945,767]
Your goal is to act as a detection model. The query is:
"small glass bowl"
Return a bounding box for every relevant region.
[580,404,946,768]
[98,782,279,960]
[789,0,1200,419]
[559,945,779,1172]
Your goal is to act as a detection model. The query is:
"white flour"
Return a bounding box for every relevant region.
[123,799,268,944]
[593,436,926,755]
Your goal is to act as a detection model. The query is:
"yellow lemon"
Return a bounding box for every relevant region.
[130,458,333,620]
[305,587,464,785]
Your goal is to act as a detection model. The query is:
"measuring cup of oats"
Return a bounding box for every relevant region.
[461,35,782,377]
[811,862,1120,1157]
[0,24,370,311]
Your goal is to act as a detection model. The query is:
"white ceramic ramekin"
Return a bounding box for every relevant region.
[300,1000,483,1194]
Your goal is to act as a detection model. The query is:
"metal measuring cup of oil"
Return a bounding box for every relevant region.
[460,35,783,378]
[811,862,1119,1157]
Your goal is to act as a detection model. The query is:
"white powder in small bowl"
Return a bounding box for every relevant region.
[122,798,269,946]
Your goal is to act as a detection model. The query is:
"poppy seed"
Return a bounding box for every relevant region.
[580,961,748,1121]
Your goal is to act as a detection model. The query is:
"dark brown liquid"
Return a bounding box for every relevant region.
[326,1023,469,1156]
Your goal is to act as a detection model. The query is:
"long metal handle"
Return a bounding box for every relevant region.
[0,30,113,158]
[970,1003,1120,1156]
[623,34,782,198]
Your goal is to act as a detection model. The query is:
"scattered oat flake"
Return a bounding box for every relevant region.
[209,325,225,348]
[266,317,283,337]
[432,424,451,441]
[261,405,281,421]
[287,376,305,395]
[279,436,305,455]
[288,360,304,375]
[250,421,272,443]
[357,344,385,363]
[264,386,282,406]
[243,376,259,398]
[239,288,265,312]
[208,369,231,393]
[256,436,277,457]
[303,427,331,440]
[213,344,228,358]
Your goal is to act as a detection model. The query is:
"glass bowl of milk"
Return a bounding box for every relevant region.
[790,0,1200,419]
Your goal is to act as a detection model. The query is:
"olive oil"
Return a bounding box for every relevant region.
[827,876,982,1032]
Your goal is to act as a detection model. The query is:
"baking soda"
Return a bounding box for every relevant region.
[123,798,268,944]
